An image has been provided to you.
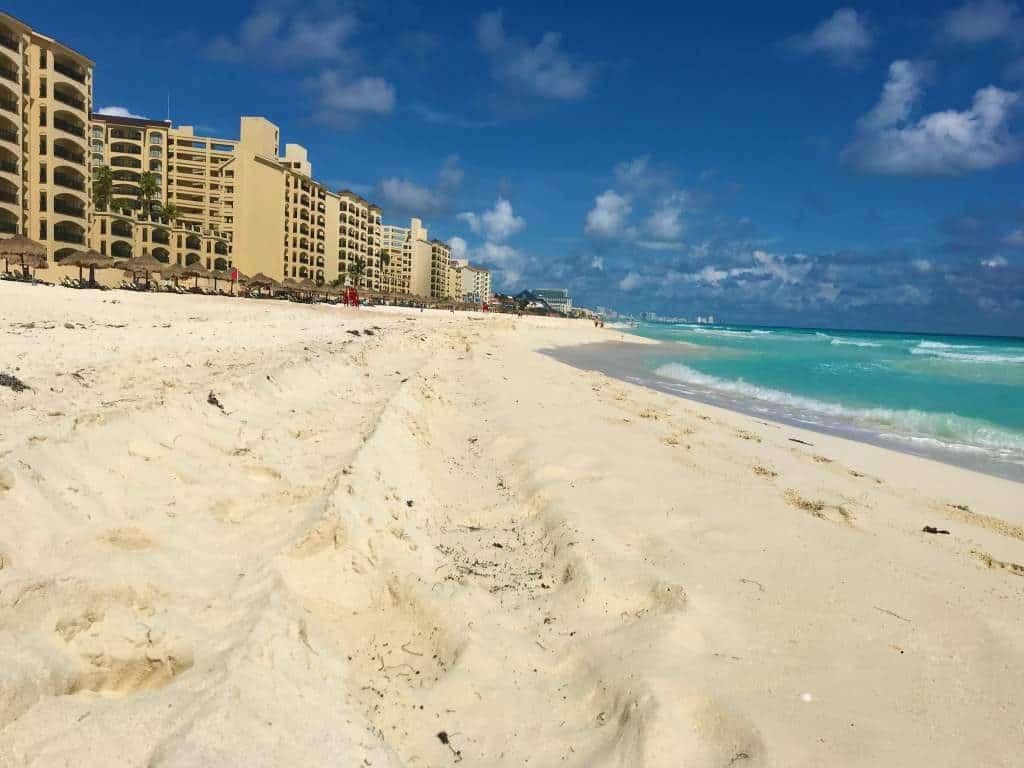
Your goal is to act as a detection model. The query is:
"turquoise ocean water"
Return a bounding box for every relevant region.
[619,322,1024,480]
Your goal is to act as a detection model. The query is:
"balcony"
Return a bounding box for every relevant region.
[54,61,86,84]
[0,33,18,53]
[110,142,140,155]
[54,173,85,192]
[0,63,16,84]
[54,199,85,218]
[0,94,16,114]
[53,118,85,138]
[53,225,86,245]
[0,127,16,145]
[53,144,84,164]
[0,187,16,205]
[0,159,16,175]
[53,89,85,111]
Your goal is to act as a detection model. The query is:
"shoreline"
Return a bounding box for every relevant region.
[2,283,1023,766]
[544,340,1024,483]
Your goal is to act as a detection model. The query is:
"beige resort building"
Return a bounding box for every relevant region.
[451,259,492,303]
[1,12,493,298]
[0,12,94,260]
[429,239,451,300]
[381,217,437,299]
[89,113,231,269]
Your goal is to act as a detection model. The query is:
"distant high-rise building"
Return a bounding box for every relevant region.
[532,288,572,314]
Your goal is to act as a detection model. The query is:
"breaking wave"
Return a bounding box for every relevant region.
[910,341,1024,364]
[653,363,1024,456]
[830,338,882,348]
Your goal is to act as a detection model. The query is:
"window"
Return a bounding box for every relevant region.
[39,191,46,211]
[39,220,46,239]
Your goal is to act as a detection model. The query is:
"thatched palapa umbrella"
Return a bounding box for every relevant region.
[115,253,169,289]
[0,234,47,278]
[210,268,235,293]
[157,262,190,289]
[178,263,213,290]
[246,272,280,297]
[60,249,118,287]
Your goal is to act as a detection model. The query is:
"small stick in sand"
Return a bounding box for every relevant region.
[874,606,911,623]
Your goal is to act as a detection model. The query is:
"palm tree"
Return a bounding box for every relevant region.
[347,256,367,288]
[156,202,179,223]
[138,172,159,215]
[92,165,112,211]
[111,197,137,213]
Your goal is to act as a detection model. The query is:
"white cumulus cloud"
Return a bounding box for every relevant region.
[644,192,690,241]
[477,10,595,100]
[315,73,395,121]
[940,0,1020,44]
[618,271,644,291]
[458,198,526,242]
[375,157,464,217]
[449,236,468,260]
[96,106,146,119]
[841,60,1022,175]
[585,190,632,238]
[378,179,441,214]
[785,8,873,68]
[206,9,358,65]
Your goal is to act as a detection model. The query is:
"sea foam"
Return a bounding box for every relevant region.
[654,363,1024,455]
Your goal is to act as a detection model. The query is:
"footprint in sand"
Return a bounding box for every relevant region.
[752,465,778,479]
[99,527,154,551]
[127,440,164,461]
[970,548,1024,577]
[242,464,283,482]
[783,489,855,527]
[0,466,14,493]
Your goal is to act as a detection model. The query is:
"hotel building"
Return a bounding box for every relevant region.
[451,259,492,303]
[1,14,495,302]
[0,12,94,260]
[381,223,411,294]
[429,239,451,300]
[337,190,381,291]
[383,217,434,298]
[89,113,232,269]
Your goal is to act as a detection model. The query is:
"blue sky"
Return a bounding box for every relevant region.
[15,0,1024,334]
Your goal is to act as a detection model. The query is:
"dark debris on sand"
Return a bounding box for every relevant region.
[0,373,30,392]
[207,392,225,412]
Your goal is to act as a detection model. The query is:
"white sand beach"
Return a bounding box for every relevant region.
[1,282,1022,767]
